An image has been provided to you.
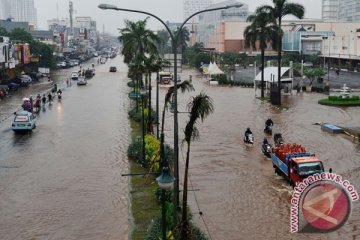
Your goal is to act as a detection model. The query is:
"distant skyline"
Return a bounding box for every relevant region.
[33,0,322,35]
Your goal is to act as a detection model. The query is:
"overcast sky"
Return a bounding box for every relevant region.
[34,0,322,35]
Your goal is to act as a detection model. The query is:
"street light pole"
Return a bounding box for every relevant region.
[99,2,243,233]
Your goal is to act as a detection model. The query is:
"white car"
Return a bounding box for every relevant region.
[12,111,36,132]
[57,61,67,68]
[77,76,87,85]
[20,75,32,83]
[70,71,79,80]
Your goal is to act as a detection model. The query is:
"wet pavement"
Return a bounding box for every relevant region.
[0,58,359,240]
[0,57,130,240]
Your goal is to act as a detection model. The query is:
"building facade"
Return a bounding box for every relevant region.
[338,0,360,22]
[183,0,213,22]
[322,0,339,20]
[196,0,249,51]
[9,0,37,29]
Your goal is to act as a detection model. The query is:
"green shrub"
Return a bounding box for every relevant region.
[127,138,142,162]
[352,96,359,100]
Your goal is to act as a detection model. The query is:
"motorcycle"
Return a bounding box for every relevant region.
[262,142,272,157]
[244,133,254,144]
[57,92,62,100]
[274,133,284,145]
[264,125,272,135]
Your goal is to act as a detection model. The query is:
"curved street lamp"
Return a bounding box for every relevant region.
[99,1,243,233]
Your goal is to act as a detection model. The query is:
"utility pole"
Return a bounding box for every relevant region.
[69,1,74,36]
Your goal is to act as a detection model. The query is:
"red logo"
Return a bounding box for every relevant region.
[301,181,351,232]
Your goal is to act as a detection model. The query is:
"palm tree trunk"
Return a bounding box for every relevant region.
[277,17,282,106]
[180,141,191,240]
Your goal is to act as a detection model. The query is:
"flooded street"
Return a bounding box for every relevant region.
[172,72,360,240]
[0,57,130,240]
[0,56,359,240]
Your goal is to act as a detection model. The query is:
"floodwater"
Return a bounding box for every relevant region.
[0,56,359,240]
[0,57,130,240]
[171,70,360,240]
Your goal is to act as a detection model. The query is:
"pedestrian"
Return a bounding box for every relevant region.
[66,78,69,86]
[29,95,33,112]
[48,92,53,103]
[42,94,46,105]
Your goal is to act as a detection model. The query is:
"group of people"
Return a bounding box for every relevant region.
[21,88,62,113]
[244,118,274,144]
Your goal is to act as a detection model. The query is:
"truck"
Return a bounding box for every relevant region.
[271,143,324,186]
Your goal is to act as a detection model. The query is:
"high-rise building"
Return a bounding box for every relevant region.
[338,0,360,22]
[183,0,213,22]
[322,0,339,20]
[0,0,12,21]
[9,0,37,29]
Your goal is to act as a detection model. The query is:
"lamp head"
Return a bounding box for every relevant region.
[156,167,175,190]
[98,4,118,10]
[225,4,243,9]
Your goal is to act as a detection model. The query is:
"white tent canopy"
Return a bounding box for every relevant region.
[254,67,292,83]
[208,61,224,76]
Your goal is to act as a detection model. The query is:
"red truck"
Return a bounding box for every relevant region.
[271,143,324,186]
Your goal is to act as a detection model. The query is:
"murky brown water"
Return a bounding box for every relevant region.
[0,57,359,240]
[166,70,360,240]
[0,57,130,240]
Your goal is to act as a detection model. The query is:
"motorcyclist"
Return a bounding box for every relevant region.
[263,138,269,145]
[244,128,253,142]
[57,89,62,100]
[265,118,273,128]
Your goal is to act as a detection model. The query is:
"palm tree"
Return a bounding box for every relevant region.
[180,92,214,240]
[259,0,305,105]
[118,18,160,64]
[174,27,190,55]
[244,9,278,98]
[144,56,171,136]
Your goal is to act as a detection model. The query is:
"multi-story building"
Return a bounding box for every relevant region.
[322,0,339,20]
[0,0,11,21]
[183,0,213,22]
[338,0,360,22]
[196,0,249,52]
[9,0,37,29]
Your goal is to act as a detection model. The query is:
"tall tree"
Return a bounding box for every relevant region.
[174,27,190,55]
[259,0,304,105]
[118,18,160,64]
[244,9,278,98]
[180,92,214,240]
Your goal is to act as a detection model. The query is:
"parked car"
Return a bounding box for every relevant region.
[57,61,66,68]
[7,82,20,91]
[12,111,36,132]
[109,66,117,72]
[20,75,32,83]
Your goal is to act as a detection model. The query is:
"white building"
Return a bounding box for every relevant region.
[0,0,11,20]
[338,0,360,22]
[197,0,249,51]
[322,0,339,20]
[9,0,37,29]
[183,0,213,22]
